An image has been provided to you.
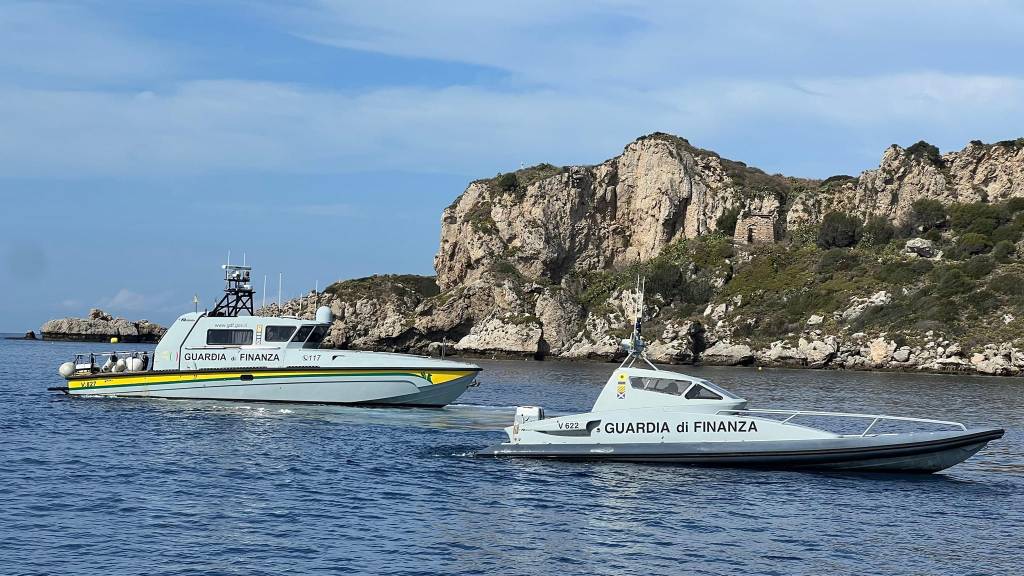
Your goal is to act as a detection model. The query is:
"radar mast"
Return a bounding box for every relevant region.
[209,264,254,317]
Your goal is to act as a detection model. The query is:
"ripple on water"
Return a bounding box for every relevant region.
[0,347,1021,575]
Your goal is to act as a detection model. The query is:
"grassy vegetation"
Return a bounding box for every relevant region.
[566,234,733,320]
[481,163,565,199]
[325,274,440,302]
[690,197,1024,347]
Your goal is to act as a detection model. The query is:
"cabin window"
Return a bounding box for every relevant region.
[630,377,686,396]
[265,325,296,342]
[291,325,315,344]
[684,384,723,400]
[303,325,329,349]
[206,329,253,346]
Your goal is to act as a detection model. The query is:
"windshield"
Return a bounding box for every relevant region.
[690,378,739,400]
[291,325,314,344]
[303,325,329,349]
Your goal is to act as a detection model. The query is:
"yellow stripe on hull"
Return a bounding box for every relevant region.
[68,369,476,391]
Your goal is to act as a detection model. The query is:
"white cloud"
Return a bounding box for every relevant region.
[1,73,1022,179]
[287,1,1024,88]
[97,289,150,311]
[0,2,1022,180]
[0,2,170,84]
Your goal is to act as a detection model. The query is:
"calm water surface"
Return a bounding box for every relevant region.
[1,338,1021,575]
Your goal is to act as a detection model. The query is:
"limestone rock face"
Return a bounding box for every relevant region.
[647,321,705,364]
[455,316,543,356]
[435,135,782,290]
[701,341,754,366]
[41,310,165,342]
[788,141,1024,227]
[254,133,1024,377]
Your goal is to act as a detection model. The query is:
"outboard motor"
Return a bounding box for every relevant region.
[514,406,545,424]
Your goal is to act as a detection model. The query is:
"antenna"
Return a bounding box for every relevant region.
[262,274,267,309]
[620,275,658,370]
[278,273,283,307]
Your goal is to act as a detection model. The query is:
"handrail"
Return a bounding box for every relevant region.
[717,408,967,435]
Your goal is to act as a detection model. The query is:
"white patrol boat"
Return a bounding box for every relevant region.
[478,281,1003,473]
[55,265,480,407]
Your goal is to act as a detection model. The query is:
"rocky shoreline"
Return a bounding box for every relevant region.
[39,308,166,343]
[239,133,1024,378]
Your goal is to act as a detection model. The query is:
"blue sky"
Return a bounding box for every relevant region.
[2,0,1023,331]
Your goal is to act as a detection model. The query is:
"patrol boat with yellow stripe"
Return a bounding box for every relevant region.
[55,265,480,406]
[479,280,1003,472]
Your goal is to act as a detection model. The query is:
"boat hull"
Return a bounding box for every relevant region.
[478,427,1004,473]
[65,368,478,407]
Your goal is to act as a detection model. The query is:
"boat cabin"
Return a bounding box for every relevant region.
[592,367,747,414]
[154,309,333,371]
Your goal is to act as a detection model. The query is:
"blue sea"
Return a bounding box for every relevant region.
[1,337,1021,575]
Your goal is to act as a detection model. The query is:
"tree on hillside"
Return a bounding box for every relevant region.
[862,216,896,246]
[496,172,518,191]
[817,212,863,249]
[905,199,947,235]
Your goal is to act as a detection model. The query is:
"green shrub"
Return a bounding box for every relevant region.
[922,228,942,242]
[1005,197,1024,214]
[961,255,995,279]
[496,172,519,191]
[817,212,863,249]
[969,289,999,314]
[716,207,740,235]
[935,268,974,296]
[875,259,933,286]
[822,175,856,186]
[862,216,896,246]
[905,141,943,165]
[949,203,1002,234]
[958,232,992,255]
[993,240,1016,262]
[906,199,947,233]
[817,248,859,274]
[989,273,1024,296]
[990,223,1022,244]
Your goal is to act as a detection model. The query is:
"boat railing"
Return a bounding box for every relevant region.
[717,408,967,436]
[70,351,152,374]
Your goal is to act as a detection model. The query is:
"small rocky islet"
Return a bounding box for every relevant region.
[260,133,1024,376]
[39,308,166,343]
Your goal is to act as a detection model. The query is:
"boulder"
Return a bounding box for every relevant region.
[905,238,937,258]
[866,338,896,366]
[841,291,891,321]
[798,336,838,368]
[454,315,543,357]
[647,321,705,364]
[892,346,912,363]
[701,341,754,366]
[758,341,806,367]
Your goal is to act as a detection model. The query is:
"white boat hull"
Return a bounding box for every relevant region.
[65,368,479,407]
[479,427,1005,473]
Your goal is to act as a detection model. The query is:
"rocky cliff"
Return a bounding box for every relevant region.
[41,308,166,342]
[267,134,1024,375]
